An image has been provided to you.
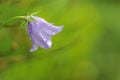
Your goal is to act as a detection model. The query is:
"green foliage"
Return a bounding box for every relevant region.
[0,0,120,80]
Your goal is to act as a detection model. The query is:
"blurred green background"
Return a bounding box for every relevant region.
[0,0,120,80]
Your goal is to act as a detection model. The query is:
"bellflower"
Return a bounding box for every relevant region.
[27,16,63,52]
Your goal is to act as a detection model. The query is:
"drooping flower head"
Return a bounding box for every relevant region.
[27,16,63,52]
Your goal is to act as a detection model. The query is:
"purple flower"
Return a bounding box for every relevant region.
[27,16,63,52]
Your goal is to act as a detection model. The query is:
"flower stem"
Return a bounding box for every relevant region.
[0,10,40,29]
[0,16,26,29]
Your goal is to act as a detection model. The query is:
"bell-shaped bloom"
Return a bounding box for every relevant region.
[27,16,63,52]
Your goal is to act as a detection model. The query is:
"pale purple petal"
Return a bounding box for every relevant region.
[28,22,39,52]
[31,16,63,35]
[27,16,63,52]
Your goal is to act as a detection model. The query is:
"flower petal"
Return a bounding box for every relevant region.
[32,31,51,49]
[28,22,39,52]
[27,16,63,52]
[32,16,63,35]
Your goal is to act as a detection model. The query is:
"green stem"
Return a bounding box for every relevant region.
[0,16,26,29]
[30,10,40,16]
[0,10,40,29]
